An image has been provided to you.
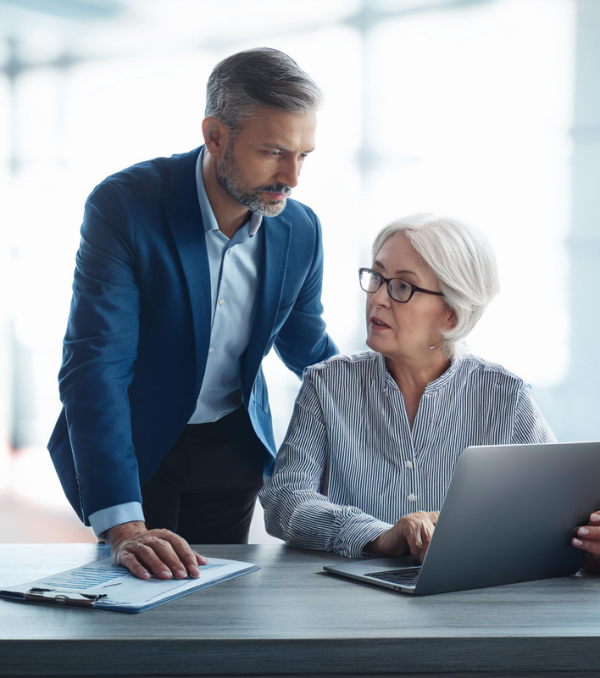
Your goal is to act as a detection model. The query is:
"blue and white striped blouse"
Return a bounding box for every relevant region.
[259,350,557,559]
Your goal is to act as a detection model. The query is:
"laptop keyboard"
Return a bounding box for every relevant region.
[365,567,421,587]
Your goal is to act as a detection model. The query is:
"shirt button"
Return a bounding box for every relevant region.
[408,493,418,502]
[226,248,233,255]
[405,460,413,470]
[219,299,225,306]
[208,348,215,354]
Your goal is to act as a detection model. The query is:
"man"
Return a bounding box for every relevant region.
[48,48,338,580]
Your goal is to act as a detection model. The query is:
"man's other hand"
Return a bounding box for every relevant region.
[105,521,208,580]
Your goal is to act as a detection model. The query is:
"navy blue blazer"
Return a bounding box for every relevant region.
[48,146,338,525]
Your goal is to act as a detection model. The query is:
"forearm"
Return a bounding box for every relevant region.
[261,483,391,558]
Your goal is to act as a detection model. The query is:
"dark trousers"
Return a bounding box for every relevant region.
[141,406,267,544]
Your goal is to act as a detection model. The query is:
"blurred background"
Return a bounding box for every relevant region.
[0,0,598,544]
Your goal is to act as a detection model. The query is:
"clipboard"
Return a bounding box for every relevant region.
[0,556,259,613]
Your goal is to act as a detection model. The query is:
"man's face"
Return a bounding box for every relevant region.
[215,106,316,217]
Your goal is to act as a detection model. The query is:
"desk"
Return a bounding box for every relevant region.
[1,544,600,677]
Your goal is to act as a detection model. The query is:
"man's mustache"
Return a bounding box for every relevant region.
[260,185,291,196]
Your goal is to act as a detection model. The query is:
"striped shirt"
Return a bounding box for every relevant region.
[259,350,557,559]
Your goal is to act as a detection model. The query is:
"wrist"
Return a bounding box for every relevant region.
[104,521,147,546]
[364,532,387,556]
[365,528,409,557]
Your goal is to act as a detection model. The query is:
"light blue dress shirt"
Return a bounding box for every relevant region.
[188,147,263,423]
[89,147,264,537]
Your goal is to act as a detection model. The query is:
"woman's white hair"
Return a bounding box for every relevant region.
[372,213,500,358]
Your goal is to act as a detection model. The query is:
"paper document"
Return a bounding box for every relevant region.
[0,556,259,613]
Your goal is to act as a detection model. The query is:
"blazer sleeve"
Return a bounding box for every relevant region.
[58,181,143,521]
[273,212,338,378]
[258,372,391,558]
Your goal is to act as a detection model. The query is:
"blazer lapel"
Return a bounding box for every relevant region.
[161,147,211,391]
[242,213,292,402]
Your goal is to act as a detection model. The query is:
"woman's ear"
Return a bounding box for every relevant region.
[442,305,457,332]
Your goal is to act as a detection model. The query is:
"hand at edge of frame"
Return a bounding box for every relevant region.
[573,511,600,574]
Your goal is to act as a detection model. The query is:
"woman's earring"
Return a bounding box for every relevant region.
[429,345,436,350]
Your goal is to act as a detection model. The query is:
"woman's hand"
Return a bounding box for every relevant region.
[366,511,439,563]
[572,510,600,574]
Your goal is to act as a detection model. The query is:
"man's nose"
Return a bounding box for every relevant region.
[276,158,300,189]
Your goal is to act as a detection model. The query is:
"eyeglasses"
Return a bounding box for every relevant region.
[358,267,444,303]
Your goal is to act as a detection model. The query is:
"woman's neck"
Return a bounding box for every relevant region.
[386,349,452,397]
[386,350,452,430]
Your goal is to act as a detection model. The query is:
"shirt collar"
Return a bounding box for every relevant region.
[195,146,263,237]
[423,354,462,392]
[376,350,462,394]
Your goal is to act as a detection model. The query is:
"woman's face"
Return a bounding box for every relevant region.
[365,231,455,362]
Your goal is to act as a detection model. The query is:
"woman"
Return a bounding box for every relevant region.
[259,213,558,561]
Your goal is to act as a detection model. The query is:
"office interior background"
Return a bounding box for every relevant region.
[0,0,598,544]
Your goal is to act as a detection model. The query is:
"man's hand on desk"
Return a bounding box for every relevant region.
[572,510,600,574]
[104,521,208,580]
[365,511,439,564]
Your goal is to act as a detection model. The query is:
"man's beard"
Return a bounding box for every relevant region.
[215,142,291,217]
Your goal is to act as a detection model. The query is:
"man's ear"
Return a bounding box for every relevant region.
[202,116,231,158]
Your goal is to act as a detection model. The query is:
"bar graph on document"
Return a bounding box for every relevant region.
[42,562,224,590]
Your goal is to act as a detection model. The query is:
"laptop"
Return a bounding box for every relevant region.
[324,441,600,595]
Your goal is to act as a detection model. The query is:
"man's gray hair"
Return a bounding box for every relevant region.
[372,213,500,358]
[205,47,322,135]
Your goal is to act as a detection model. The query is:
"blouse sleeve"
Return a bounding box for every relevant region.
[511,382,557,444]
[258,370,391,558]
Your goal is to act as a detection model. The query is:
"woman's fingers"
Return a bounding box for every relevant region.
[402,512,435,556]
[404,529,423,556]
[428,511,440,526]
[397,517,420,555]
[421,519,435,548]
[419,519,436,563]
[572,524,600,556]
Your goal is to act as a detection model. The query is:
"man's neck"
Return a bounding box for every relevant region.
[202,149,250,239]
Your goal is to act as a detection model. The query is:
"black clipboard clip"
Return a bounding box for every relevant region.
[25,587,107,608]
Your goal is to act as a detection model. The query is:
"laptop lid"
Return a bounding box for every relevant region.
[414,441,600,594]
[325,442,600,595]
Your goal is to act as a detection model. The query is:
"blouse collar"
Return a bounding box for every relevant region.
[376,350,462,394]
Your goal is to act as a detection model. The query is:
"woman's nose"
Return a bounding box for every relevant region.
[371,283,391,306]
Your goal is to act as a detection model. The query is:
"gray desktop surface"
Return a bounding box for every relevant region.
[2,543,600,678]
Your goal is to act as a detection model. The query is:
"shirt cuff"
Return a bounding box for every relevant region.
[333,515,392,559]
[88,502,145,538]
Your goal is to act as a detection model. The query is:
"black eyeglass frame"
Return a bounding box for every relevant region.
[358,267,444,304]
